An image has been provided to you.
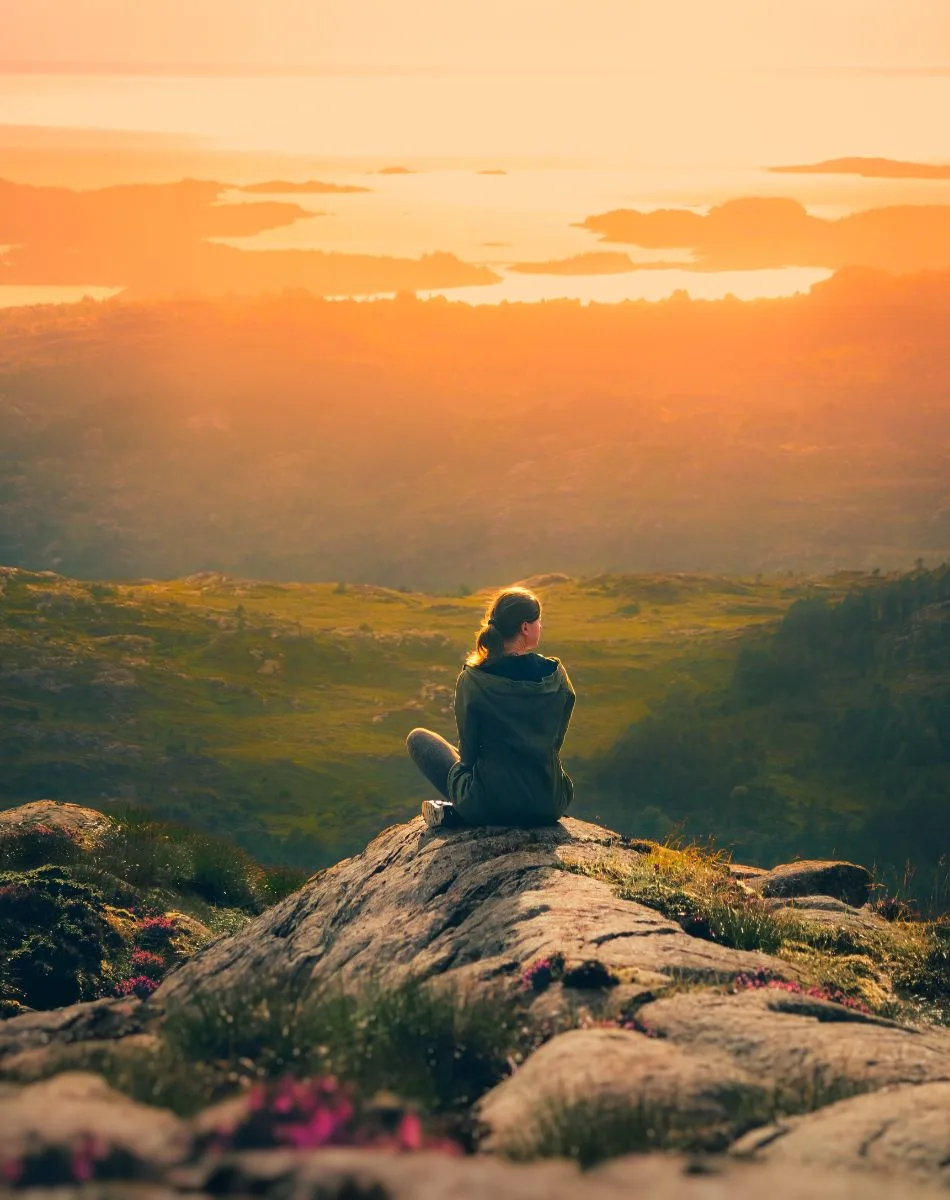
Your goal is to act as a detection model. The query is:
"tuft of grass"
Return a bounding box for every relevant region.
[501,1065,873,1169]
[503,1094,695,1167]
[563,843,950,1023]
[157,972,528,1120]
[88,806,309,913]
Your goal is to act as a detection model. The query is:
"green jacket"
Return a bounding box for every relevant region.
[446,656,576,826]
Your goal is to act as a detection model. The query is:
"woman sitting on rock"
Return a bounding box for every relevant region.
[406,585,576,829]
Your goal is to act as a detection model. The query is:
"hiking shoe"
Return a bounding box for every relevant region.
[421,799,458,829]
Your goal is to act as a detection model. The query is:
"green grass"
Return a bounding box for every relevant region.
[17,972,532,1123]
[563,841,950,1023]
[160,972,526,1117]
[0,565,862,868]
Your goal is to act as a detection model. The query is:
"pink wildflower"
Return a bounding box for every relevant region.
[398,1112,424,1151]
[520,952,565,993]
[732,968,871,1015]
[130,949,166,979]
[0,1158,23,1185]
[115,974,159,999]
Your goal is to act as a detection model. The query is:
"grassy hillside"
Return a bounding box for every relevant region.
[2,562,947,897]
[0,564,855,867]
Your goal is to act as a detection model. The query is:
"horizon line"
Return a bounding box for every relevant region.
[3,60,950,79]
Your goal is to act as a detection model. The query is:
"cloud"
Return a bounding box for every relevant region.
[579,197,950,273]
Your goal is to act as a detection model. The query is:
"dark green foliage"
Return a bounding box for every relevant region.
[0,866,123,1010]
[893,921,950,1004]
[91,807,289,913]
[589,564,950,906]
[0,806,307,1013]
[0,825,82,871]
[259,864,312,903]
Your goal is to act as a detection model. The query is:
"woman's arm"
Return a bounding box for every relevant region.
[555,668,576,752]
[454,669,479,766]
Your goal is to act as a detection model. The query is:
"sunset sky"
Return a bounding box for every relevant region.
[3,0,950,71]
[2,1,950,304]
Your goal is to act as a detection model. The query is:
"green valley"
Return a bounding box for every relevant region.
[4,562,948,901]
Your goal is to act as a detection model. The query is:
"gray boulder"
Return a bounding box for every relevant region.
[0,799,112,848]
[0,997,148,1072]
[749,860,873,907]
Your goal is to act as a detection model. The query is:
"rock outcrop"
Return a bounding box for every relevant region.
[0,800,112,849]
[155,818,799,1009]
[1,810,948,1196]
[477,1026,764,1154]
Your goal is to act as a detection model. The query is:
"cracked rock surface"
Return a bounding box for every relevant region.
[2,813,949,1196]
[155,817,797,1008]
[731,1080,950,1186]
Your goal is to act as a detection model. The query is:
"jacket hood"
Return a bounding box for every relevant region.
[461,658,566,696]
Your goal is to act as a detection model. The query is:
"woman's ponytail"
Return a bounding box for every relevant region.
[464,586,541,667]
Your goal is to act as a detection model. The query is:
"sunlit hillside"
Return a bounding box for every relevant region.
[0,564,831,863]
[3,561,948,904]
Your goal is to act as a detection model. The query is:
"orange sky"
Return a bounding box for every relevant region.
[2,0,950,71]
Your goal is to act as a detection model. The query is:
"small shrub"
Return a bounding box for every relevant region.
[868,894,920,922]
[135,914,178,952]
[0,824,81,870]
[92,811,268,912]
[0,867,123,1010]
[115,974,159,999]
[187,835,260,908]
[260,864,311,903]
[130,949,166,980]
[892,921,950,1005]
[90,822,185,891]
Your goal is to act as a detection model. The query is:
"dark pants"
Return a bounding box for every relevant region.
[406,727,460,801]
